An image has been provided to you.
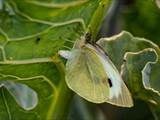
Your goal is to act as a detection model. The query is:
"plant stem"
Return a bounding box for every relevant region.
[88,0,111,41]
[47,57,73,120]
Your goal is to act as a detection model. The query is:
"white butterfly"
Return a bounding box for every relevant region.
[59,38,133,107]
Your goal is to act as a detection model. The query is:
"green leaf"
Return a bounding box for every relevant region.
[0,73,57,120]
[97,31,160,118]
[0,0,111,119]
[98,31,160,70]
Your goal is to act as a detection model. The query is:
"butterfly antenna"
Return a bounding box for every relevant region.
[63,45,72,50]
[64,39,75,43]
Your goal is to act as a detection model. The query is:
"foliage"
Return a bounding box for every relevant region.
[0,0,160,120]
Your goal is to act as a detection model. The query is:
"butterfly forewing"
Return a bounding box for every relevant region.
[93,44,133,107]
[106,81,133,107]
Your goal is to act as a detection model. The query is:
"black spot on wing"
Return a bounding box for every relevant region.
[108,78,113,87]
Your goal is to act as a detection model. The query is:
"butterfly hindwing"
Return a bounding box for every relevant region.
[66,47,110,103]
[84,46,110,102]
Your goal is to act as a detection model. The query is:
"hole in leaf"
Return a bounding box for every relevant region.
[3,81,38,110]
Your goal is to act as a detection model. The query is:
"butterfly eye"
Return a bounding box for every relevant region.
[108,78,113,87]
[85,32,92,42]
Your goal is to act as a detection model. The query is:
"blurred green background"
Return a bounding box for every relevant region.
[99,0,160,46]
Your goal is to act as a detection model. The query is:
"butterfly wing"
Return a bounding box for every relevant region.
[104,57,133,107]
[106,80,133,107]
[66,48,110,103]
[92,44,133,107]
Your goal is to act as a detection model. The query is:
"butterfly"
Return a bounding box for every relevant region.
[59,34,133,107]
